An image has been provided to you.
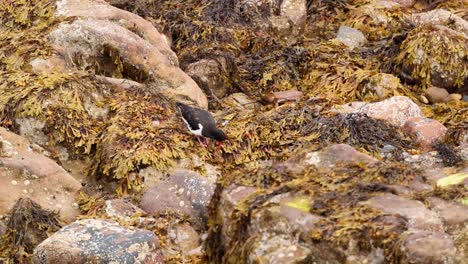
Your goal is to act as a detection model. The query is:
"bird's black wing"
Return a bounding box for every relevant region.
[177,103,215,130]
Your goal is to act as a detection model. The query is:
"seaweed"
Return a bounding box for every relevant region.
[0,198,61,262]
[433,142,462,167]
[395,24,467,90]
[207,162,419,263]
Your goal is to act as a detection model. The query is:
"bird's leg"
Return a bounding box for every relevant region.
[196,136,208,147]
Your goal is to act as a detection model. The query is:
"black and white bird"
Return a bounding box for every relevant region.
[176,102,227,148]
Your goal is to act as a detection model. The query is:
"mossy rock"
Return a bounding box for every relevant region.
[396,24,467,91]
[342,1,406,42]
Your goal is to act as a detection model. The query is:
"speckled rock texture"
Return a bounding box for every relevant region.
[33,219,163,264]
[47,0,208,109]
[140,169,216,225]
[0,127,81,222]
[302,144,379,168]
[355,96,424,127]
[336,26,367,49]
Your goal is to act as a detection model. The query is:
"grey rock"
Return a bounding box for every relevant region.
[303,144,379,169]
[33,219,163,264]
[400,230,458,263]
[336,26,367,49]
[428,197,468,233]
[140,169,216,225]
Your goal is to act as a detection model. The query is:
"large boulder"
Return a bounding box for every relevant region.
[45,0,207,109]
[0,127,81,222]
[33,219,163,263]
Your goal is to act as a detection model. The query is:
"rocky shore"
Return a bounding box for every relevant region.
[0,0,467,263]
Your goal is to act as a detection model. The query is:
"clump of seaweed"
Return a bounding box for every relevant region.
[89,88,213,194]
[208,162,419,263]
[395,24,467,90]
[302,112,414,152]
[0,198,61,262]
[0,0,59,71]
[342,0,407,41]
[0,0,215,193]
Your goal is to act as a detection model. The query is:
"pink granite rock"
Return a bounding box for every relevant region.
[403,117,447,150]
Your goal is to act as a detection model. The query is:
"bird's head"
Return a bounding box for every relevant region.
[211,128,227,141]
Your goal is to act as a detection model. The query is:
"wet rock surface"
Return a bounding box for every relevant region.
[33,219,163,263]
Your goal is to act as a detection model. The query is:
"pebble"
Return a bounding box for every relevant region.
[11,180,18,186]
[24,180,31,186]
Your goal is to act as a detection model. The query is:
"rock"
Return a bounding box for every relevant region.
[33,219,163,263]
[400,230,458,263]
[343,0,403,41]
[427,197,468,232]
[249,195,323,235]
[397,24,467,91]
[186,59,228,99]
[391,0,415,7]
[105,199,146,222]
[332,101,367,115]
[15,117,48,145]
[269,16,293,36]
[222,93,260,110]
[30,55,69,74]
[355,96,424,127]
[218,185,259,245]
[248,235,311,263]
[303,144,379,169]
[55,0,177,65]
[364,73,402,99]
[168,223,201,254]
[0,221,6,237]
[363,193,444,232]
[0,127,81,222]
[262,90,303,105]
[48,0,208,109]
[280,0,307,27]
[336,26,367,49]
[238,0,305,35]
[447,93,462,102]
[380,144,397,159]
[402,117,447,150]
[425,86,451,103]
[403,151,444,169]
[409,9,468,36]
[140,169,216,225]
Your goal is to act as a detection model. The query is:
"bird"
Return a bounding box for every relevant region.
[176,102,227,149]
